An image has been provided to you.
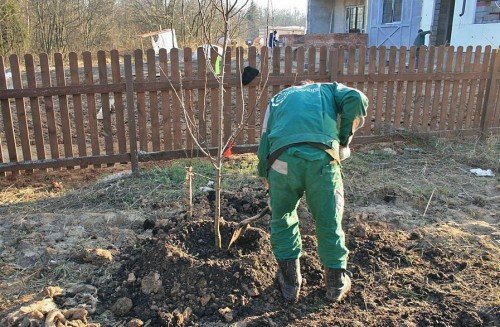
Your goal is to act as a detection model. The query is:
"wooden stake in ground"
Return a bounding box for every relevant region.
[185,166,193,218]
[423,188,436,217]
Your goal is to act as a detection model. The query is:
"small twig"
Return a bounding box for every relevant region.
[423,188,436,217]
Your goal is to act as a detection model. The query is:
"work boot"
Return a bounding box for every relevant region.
[325,268,352,302]
[276,259,302,302]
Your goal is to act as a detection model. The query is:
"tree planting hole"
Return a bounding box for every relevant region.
[177,220,266,259]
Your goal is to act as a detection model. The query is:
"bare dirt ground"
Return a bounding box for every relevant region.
[0,136,498,326]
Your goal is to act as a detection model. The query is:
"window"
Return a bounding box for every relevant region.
[382,0,403,24]
[474,0,500,24]
[346,6,366,33]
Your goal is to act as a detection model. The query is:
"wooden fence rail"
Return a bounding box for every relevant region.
[0,45,498,176]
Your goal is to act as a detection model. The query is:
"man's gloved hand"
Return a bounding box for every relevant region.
[261,178,271,210]
[339,146,351,161]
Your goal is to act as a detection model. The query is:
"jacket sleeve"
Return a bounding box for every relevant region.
[257,105,271,178]
[334,84,369,146]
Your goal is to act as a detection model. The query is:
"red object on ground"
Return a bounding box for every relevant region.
[223,141,235,158]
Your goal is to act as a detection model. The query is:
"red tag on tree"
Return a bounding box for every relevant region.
[223,140,235,158]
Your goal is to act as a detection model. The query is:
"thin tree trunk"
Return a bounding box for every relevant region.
[214,14,229,250]
[214,165,222,249]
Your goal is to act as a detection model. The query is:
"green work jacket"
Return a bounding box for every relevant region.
[257,82,368,178]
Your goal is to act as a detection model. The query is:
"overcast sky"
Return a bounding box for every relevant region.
[253,0,307,13]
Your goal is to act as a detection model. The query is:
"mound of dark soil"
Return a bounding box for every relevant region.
[97,193,498,326]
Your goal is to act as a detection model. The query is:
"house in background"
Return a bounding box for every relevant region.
[307,0,368,34]
[307,0,499,48]
[366,0,423,47]
[428,0,499,47]
[304,0,369,47]
[256,26,306,46]
[369,0,499,48]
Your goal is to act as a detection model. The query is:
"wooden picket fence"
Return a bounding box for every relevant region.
[0,45,499,176]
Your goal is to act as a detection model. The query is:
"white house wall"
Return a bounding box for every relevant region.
[420,0,435,31]
[450,0,499,47]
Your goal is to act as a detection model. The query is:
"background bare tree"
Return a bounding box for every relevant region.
[30,0,72,53]
[0,1,27,55]
[75,0,115,50]
[0,0,305,56]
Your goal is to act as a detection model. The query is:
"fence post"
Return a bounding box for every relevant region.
[480,49,500,140]
[330,46,339,82]
[124,55,139,174]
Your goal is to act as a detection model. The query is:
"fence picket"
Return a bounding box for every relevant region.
[285,46,292,87]
[235,47,244,144]
[403,47,417,129]
[374,46,386,128]
[69,53,87,166]
[430,47,445,130]
[0,56,18,168]
[159,48,172,150]
[54,53,74,167]
[196,47,207,145]
[421,46,436,130]
[447,46,464,130]
[438,47,455,130]
[474,45,491,128]
[25,54,46,164]
[259,47,269,136]
[97,51,114,165]
[455,46,473,129]
[362,46,376,135]
[412,47,427,128]
[247,47,257,144]
[124,55,139,173]
[347,46,356,87]
[223,47,233,142]
[296,47,305,75]
[472,46,491,128]
[465,46,482,129]
[337,46,345,80]
[110,50,127,155]
[394,46,407,129]
[272,46,281,96]
[385,46,397,124]
[184,47,194,151]
[357,46,367,94]
[134,50,148,151]
[82,51,100,167]
[170,48,183,149]
[10,55,32,172]
[319,46,327,77]
[210,47,219,147]
[308,46,316,77]
[147,49,161,151]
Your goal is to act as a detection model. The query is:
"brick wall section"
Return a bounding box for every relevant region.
[282,33,368,47]
[475,1,500,24]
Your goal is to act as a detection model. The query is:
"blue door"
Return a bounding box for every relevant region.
[368,0,423,47]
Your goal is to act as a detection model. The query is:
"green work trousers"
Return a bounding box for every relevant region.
[268,145,348,269]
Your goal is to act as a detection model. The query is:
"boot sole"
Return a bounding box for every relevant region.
[326,280,351,303]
